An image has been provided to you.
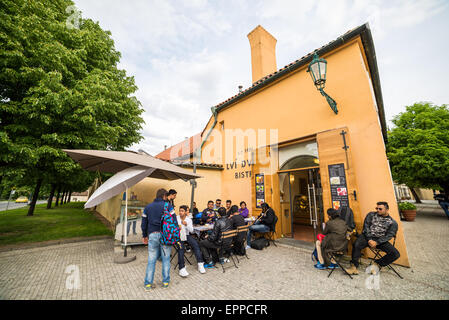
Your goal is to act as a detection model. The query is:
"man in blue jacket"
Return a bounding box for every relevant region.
[141,188,175,290]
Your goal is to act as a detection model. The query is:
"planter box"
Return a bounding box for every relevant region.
[402,209,417,221]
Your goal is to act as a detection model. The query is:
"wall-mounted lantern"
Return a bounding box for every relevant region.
[307,53,338,114]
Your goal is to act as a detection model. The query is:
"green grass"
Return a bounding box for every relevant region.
[0,202,113,246]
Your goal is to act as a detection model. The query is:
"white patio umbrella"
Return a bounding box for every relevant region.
[85,165,156,259]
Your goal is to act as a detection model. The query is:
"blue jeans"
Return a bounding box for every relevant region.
[440,201,449,219]
[247,223,270,246]
[144,232,172,285]
[178,235,204,269]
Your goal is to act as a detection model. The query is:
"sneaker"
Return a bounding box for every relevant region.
[198,263,206,274]
[314,263,327,270]
[144,284,155,291]
[162,282,169,288]
[204,262,215,269]
[245,245,251,250]
[328,263,339,269]
[179,267,189,277]
[219,258,230,264]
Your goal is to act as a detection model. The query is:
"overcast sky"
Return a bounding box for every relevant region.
[73,0,449,156]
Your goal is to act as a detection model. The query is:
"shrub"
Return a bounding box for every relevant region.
[398,202,417,211]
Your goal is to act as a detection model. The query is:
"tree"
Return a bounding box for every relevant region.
[387,102,449,196]
[0,0,144,215]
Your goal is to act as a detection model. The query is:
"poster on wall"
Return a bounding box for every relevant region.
[255,173,265,208]
[328,163,349,210]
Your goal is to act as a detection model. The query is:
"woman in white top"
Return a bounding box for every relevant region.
[176,205,206,276]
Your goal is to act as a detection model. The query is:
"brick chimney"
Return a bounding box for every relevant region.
[247,25,277,83]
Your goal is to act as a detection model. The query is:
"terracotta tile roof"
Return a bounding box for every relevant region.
[155,133,202,161]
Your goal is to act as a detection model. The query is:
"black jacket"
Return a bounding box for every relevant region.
[362,212,398,245]
[208,217,233,246]
[259,208,277,231]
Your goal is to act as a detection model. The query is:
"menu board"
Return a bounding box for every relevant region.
[255,173,265,208]
[328,163,349,210]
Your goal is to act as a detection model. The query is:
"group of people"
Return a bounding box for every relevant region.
[141,187,402,290]
[140,189,275,291]
[314,201,401,276]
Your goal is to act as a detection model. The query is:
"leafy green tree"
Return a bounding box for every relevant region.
[387,102,449,196]
[0,0,144,215]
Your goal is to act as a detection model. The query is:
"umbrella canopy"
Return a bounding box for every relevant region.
[62,149,201,180]
[84,166,156,208]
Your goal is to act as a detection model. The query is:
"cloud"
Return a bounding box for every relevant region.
[73,0,449,155]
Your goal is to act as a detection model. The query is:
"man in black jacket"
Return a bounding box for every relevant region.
[346,201,400,275]
[246,202,276,249]
[199,207,233,268]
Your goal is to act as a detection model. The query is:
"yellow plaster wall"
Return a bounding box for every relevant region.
[199,38,410,266]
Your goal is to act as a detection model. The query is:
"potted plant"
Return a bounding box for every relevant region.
[398,202,417,221]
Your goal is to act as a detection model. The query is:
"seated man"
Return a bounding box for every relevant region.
[201,200,217,224]
[246,202,276,249]
[176,205,206,277]
[314,208,352,270]
[199,207,233,268]
[228,205,246,255]
[346,201,400,275]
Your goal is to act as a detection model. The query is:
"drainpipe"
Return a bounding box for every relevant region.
[190,106,218,211]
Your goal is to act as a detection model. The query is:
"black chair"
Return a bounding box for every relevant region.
[265,215,278,247]
[170,242,192,270]
[235,225,250,261]
[367,236,403,279]
[218,230,238,273]
[327,231,353,279]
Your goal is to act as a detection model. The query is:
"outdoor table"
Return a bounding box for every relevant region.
[192,223,214,238]
[244,216,256,225]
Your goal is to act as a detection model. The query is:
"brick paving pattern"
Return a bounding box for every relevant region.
[0,205,448,300]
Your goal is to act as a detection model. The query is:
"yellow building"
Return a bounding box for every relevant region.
[96,23,410,267]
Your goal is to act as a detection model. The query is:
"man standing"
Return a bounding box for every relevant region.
[141,188,174,290]
[167,189,177,209]
[346,201,400,275]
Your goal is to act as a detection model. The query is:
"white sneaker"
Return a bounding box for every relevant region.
[179,267,189,277]
[245,245,251,250]
[198,263,206,274]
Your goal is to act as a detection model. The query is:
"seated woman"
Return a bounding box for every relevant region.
[238,201,249,218]
[176,205,206,276]
[314,208,351,270]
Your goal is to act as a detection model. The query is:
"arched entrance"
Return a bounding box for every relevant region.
[278,141,324,242]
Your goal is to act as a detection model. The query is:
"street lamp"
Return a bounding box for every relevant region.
[307,53,338,114]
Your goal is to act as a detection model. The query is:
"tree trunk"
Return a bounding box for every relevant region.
[47,184,56,209]
[61,190,66,205]
[68,191,72,203]
[27,178,43,216]
[55,186,61,207]
[409,187,422,203]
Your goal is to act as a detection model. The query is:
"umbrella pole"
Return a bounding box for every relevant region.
[124,186,128,257]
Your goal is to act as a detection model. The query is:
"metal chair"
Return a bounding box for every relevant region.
[236,225,250,261]
[327,233,353,279]
[368,236,403,279]
[170,242,192,270]
[218,230,239,273]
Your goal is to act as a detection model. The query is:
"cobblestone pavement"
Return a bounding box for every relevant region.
[0,205,448,300]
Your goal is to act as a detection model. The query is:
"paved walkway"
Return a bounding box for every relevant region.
[0,205,448,300]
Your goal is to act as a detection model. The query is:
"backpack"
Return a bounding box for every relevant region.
[250,237,269,250]
[160,202,180,245]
